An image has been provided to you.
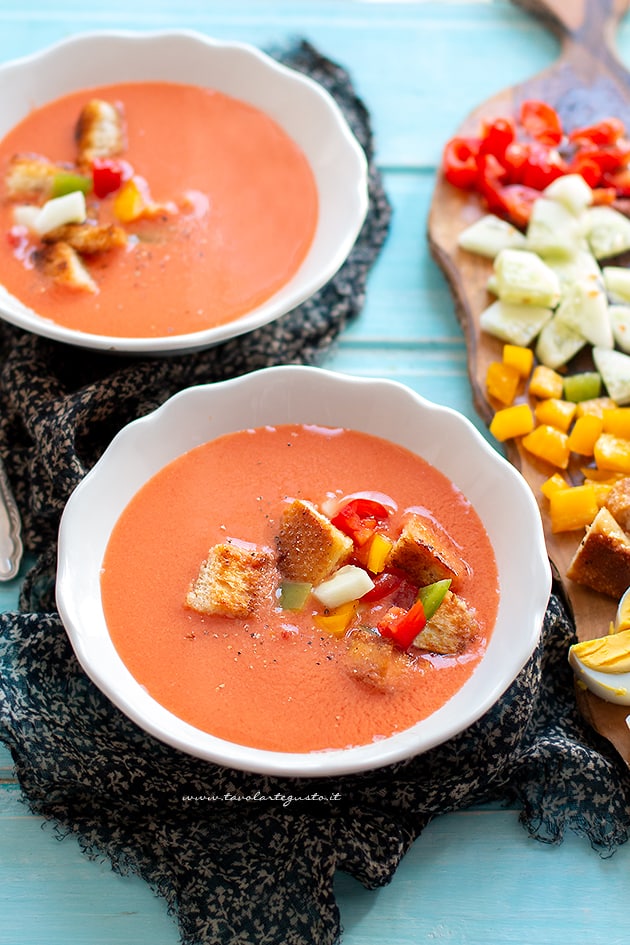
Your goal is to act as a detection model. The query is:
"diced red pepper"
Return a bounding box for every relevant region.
[377,599,427,650]
[519,142,566,190]
[568,118,625,147]
[442,136,482,189]
[360,571,403,603]
[568,151,603,187]
[331,497,390,547]
[92,157,133,199]
[519,100,563,146]
[479,116,516,161]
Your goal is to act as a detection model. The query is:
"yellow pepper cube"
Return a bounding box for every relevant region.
[486,361,520,406]
[313,602,356,637]
[366,532,394,574]
[540,472,570,500]
[603,407,630,439]
[593,433,630,474]
[534,397,576,432]
[567,414,604,456]
[592,482,613,507]
[488,403,534,442]
[529,365,564,400]
[503,344,534,379]
[549,483,599,533]
[113,177,148,223]
[575,396,617,419]
[522,424,570,468]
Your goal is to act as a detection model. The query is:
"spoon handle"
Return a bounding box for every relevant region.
[0,458,22,581]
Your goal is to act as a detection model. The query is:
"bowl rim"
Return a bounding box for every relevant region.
[0,29,368,354]
[56,365,552,776]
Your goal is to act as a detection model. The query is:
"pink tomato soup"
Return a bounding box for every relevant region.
[0,82,318,337]
[100,424,499,753]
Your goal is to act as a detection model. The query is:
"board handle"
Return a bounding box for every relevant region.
[512,0,630,55]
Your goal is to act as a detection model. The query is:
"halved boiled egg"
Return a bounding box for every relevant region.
[569,587,630,706]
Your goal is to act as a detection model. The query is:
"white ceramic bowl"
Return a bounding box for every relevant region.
[0,31,368,354]
[56,366,551,776]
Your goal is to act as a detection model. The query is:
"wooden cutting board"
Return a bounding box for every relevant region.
[428,0,630,764]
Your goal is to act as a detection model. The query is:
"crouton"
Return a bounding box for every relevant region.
[185,542,273,619]
[5,153,59,201]
[34,241,97,293]
[75,98,125,168]
[344,628,408,692]
[413,590,479,655]
[387,515,463,590]
[276,499,353,585]
[41,221,128,254]
[567,507,630,598]
[605,477,630,532]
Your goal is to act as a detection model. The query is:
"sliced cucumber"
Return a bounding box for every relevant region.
[494,248,562,308]
[33,190,87,236]
[593,346,630,405]
[603,266,630,303]
[543,173,593,216]
[609,304,630,353]
[479,298,553,346]
[486,273,499,296]
[312,565,374,610]
[457,213,527,258]
[546,248,602,290]
[584,206,630,260]
[563,371,602,403]
[554,277,613,349]
[526,196,582,259]
[535,313,586,369]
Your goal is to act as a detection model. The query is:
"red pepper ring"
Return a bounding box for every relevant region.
[442,136,482,189]
[331,497,390,547]
[377,598,427,651]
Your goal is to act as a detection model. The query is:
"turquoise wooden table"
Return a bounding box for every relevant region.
[1,1,629,943]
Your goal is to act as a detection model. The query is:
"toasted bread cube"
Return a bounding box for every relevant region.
[344,628,407,692]
[5,153,58,201]
[185,542,272,618]
[34,241,97,293]
[276,499,353,585]
[567,507,630,598]
[75,98,125,168]
[387,515,463,589]
[414,590,479,655]
[42,222,128,254]
[605,477,630,532]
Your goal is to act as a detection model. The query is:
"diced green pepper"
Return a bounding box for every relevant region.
[416,579,451,620]
[50,171,92,199]
[278,581,312,611]
[563,372,602,403]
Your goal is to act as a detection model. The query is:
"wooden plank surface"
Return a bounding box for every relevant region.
[1,2,630,944]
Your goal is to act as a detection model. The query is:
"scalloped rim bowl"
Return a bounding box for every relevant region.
[56,366,552,776]
[0,30,368,353]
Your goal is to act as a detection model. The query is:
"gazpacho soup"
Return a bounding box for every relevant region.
[100,423,499,753]
[0,81,318,338]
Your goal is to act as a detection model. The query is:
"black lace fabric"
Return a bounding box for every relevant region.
[0,41,629,945]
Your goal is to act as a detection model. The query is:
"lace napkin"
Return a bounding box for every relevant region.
[0,40,629,945]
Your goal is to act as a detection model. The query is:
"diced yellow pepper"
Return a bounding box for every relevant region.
[575,396,617,419]
[568,414,604,456]
[540,472,570,500]
[488,403,534,442]
[503,344,534,379]
[593,433,630,474]
[113,176,149,223]
[549,483,599,533]
[592,482,613,507]
[534,397,576,432]
[602,407,630,439]
[581,466,626,483]
[529,365,564,400]
[486,361,520,406]
[522,424,571,468]
[313,602,356,637]
[366,532,393,574]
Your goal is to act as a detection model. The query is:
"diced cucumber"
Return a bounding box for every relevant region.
[543,173,593,216]
[278,580,312,611]
[479,298,553,346]
[584,206,630,260]
[554,277,613,349]
[526,197,582,259]
[546,249,602,290]
[593,346,630,405]
[535,313,586,369]
[609,304,630,353]
[486,273,499,296]
[494,248,562,308]
[12,204,40,231]
[457,213,527,258]
[563,372,602,403]
[603,266,630,303]
[312,565,374,610]
[33,190,87,236]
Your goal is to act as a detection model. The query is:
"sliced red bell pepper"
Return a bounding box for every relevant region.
[602,167,630,197]
[360,571,403,603]
[479,116,516,161]
[568,151,603,188]
[331,497,390,547]
[519,99,563,146]
[519,142,566,190]
[92,157,133,199]
[377,599,427,651]
[568,117,625,147]
[442,136,482,189]
[492,184,540,228]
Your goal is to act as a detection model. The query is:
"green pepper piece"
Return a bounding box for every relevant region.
[563,371,602,403]
[416,579,451,620]
[50,171,93,199]
[278,580,312,611]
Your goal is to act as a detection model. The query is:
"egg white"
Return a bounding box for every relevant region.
[568,648,630,705]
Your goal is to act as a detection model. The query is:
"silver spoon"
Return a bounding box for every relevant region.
[0,458,22,580]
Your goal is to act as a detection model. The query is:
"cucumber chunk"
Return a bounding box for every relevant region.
[457,213,527,258]
[479,298,553,346]
[535,314,586,369]
[494,248,562,308]
[554,277,613,349]
[584,206,630,260]
[526,196,582,259]
[543,173,593,216]
[563,372,602,403]
[546,249,602,289]
[593,346,630,405]
[603,266,630,303]
[609,304,630,353]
